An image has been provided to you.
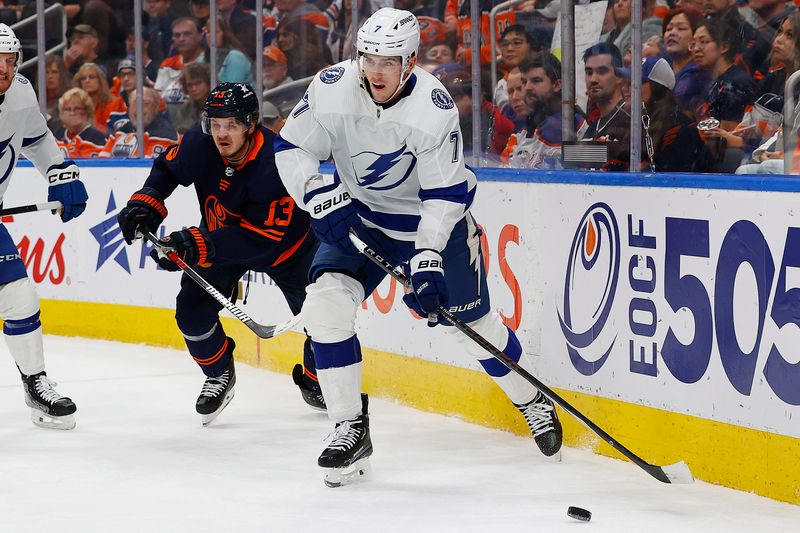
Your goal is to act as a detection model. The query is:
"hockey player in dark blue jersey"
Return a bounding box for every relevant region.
[117,83,324,424]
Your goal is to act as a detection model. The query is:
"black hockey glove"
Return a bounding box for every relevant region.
[401,250,449,327]
[303,181,363,255]
[149,226,215,271]
[117,187,168,244]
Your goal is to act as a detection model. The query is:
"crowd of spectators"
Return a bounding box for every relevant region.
[11,0,800,173]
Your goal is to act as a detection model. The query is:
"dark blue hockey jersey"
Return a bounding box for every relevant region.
[144,125,313,269]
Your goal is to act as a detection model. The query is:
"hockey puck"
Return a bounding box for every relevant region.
[567,506,591,522]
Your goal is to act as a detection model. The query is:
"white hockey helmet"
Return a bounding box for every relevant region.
[0,23,21,77]
[356,8,419,94]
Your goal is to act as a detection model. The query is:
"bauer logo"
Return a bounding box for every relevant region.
[557,202,621,375]
[319,66,345,84]
[431,88,454,110]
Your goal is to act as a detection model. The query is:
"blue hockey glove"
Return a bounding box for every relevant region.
[303,182,362,255]
[46,161,87,222]
[117,187,168,245]
[402,249,449,327]
[149,226,215,271]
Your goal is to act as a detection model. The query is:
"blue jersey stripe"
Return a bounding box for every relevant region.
[419,181,470,205]
[21,132,47,147]
[351,198,420,233]
[273,134,298,153]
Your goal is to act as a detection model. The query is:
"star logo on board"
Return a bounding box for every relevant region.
[90,191,130,273]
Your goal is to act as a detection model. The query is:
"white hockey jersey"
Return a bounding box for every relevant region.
[275,60,476,253]
[0,74,64,204]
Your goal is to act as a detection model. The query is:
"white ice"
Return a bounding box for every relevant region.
[0,336,798,533]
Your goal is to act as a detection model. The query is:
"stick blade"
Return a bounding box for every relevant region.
[247,313,302,339]
[651,461,694,484]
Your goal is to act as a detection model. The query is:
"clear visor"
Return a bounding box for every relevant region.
[201,113,250,135]
[359,54,404,75]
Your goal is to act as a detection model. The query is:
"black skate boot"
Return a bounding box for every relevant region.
[292,364,326,411]
[21,371,77,430]
[319,399,372,488]
[515,391,562,457]
[196,357,236,426]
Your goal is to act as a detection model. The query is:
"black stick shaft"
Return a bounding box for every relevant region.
[0,201,62,216]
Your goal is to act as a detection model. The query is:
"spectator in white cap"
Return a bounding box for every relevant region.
[627,56,711,172]
[261,100,285,133]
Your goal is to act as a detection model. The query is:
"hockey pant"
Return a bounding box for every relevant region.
[174,240,317,377]
[303,220,538,423]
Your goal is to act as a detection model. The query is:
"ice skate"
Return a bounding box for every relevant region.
[22,372,77,430]
[515,391,562,458]
[319,413,372,488]
[196,358,236,426]
[292,364,326,411]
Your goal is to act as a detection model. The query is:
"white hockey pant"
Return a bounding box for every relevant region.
[304,272,365,423]
[0,278,45,376]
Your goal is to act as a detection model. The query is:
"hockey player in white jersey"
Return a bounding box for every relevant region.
[275,8,562,487]
[0,24,88,429]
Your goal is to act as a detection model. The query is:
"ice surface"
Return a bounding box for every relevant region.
[0,336,797,532]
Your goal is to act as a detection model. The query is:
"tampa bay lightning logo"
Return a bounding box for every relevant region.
[431,88,454,109]
[557,203,621,376]
[0,135,17,186]
[320,66,345,84]
[351,145,417,191]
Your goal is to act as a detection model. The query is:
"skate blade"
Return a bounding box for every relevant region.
[201,389,235,427]
[323,457,372,488]
[31,409,76,430]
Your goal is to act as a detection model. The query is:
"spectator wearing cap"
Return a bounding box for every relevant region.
[581,43,631,171]
[155,17,205,109]
[203,16,254,86]
[53,88,107,159]
[217,0,258,61]
[262,100,285,133]
[662,8,709,113]
[124,29,159,84]
[190,0,211,28]
[173,62,212,134]
[104,59,139,134]
[100,87,179,158]
[263,46,293,89]
[74,62,127,132]
[633,56,711,172]
[144,0,174,66]
[64,24,102,77]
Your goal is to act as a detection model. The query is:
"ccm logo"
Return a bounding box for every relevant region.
[0,253,20,261]
[47,170,78,184]
[312,192,350,215]
[418,259,442,269]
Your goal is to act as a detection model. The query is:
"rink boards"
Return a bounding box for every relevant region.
[5,160,799,504]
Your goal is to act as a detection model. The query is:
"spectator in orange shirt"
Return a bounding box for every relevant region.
[100,87,179,158]
[73,62,127,132]
[53,88,107,158]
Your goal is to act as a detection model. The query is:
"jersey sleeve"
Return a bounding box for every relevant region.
[274,80,334,210]
[413,109,475,253]
[142,134,194,198]
[19,84,65,176]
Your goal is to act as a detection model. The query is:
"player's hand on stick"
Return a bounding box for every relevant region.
[402,249,449,327]
[303,182,362,255]
[117,187,168,244]
[149,226,215,270]
[46,161,87,222]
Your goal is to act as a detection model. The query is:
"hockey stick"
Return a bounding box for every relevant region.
[141,231,301,339]
[349,231,694,485]
[0,201,63,216]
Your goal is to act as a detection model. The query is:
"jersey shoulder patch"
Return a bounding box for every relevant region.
[431,88,454,110]
[14,74,28,85]
[319,66,345,84]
